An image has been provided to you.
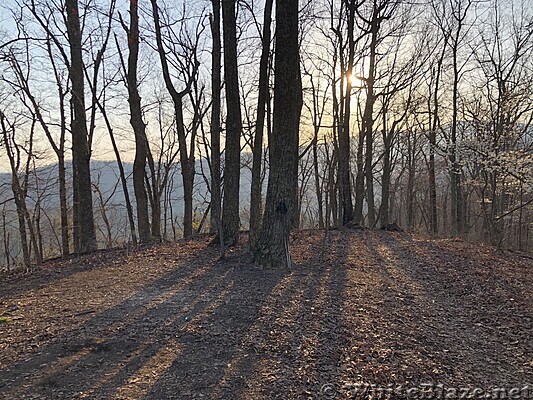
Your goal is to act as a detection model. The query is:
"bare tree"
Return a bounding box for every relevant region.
[2,41,71,255]
[254,0,303,267]
[249,0,274,246]
[118,0,150,243]
[0,111,41,266]
[221,0,243,246]
[151,0,202,239]
[209,0,222,234]
[65,0,97,253]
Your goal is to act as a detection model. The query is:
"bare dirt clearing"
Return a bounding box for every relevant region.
[0,230,531,399]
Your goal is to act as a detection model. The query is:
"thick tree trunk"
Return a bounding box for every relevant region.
[221,0,242,246]
[127,0,151,243]
[254,0,302,268]
[65,0,96,253]
[14,198,31,267]
[209,0,222,234]
[181,141,195,239]
[249,0,273,247]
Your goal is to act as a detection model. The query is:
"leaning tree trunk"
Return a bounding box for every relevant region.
[65,0,97,253]
[221,0,242,246]
[254,0,302,268]
[100,106,137,245]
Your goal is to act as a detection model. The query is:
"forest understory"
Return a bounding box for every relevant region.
[0,229,531,399]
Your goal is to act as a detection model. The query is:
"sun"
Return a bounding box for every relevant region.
[346,72,364,86]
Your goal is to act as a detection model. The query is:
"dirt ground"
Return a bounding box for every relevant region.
[0,230,531,399]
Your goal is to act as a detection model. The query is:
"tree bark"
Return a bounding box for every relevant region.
[221,0,243,246]
[126,0,151,243]
[249,0,273,247]
[338,0,356,225]
[254,0,302,268]
[363,19,378,228]
[65,0,97,253]
[209,0,222,234]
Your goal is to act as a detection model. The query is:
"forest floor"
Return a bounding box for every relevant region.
[0,229,531,400]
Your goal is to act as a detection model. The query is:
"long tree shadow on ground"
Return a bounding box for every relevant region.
[0,241,243,398]
[144,231,349,400]
[375,234,532,386]
[1,230,530,399]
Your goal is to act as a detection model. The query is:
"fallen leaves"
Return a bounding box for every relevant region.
[0,231,531,399]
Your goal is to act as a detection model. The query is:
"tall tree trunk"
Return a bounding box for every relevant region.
[249,0,273,246]
[254,0,302,267]
[151,0,195,239]
[126,0,151,243]
[364,86,376,227]
[221,0,242,246]
[428,35,447,236]
[209,0,222,234]
[65,0,97,253]
[339,0,356,225]
[448,0,472,236]
[360,15,379,227]
[450,67,463,235]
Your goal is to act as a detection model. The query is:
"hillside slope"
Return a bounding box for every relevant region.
[0,230,531,399]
